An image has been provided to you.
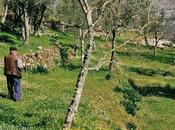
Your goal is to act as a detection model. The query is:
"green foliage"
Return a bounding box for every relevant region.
[0,32,20,45]
[115,82,141,116]
[31,65,48,74]
[59,46,73,70]
[1,21,175,130]
[72,98,121,130]
[104,73,111,80]
[126,122,137,130]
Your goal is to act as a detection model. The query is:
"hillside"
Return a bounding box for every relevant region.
[0,30,175,130]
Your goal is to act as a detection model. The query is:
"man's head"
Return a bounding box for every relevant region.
[9,47,18,55]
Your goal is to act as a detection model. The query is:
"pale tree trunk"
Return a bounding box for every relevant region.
[63,7,94,130]
[22,27,25,40]
[109,29,116,73]
[78,28,85,65]
[153,31,159,56]
[23,4,30,45]
[1,0,8,24]
[60,23,65,32]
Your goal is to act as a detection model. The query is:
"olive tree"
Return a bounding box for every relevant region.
[62,0,112,129]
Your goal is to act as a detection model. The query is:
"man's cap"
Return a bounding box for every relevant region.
[10,47,18,52]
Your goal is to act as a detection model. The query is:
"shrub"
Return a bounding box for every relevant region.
[59,46,73,70]
[126,122,137,130]
[114,83,141,116]
[104,74,111,80]
[31,65,48,74]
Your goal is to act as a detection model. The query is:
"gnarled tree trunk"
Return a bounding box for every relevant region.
[109,29,116,73]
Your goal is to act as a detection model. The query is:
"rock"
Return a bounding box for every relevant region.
[29,50,33,52]
[37,46,43,50]
[37,32,43,37]
[43,64,48,68]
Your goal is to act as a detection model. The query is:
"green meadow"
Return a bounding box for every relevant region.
[0,30,175,130]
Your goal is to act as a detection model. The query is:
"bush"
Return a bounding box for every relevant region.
[59,46,73,70]
[126,122,137,130]
[114,83,141,116]
[31,65,48,74]
[104,74,111,80]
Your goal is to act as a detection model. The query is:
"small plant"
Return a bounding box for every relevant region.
[59,46,73,70]
[31,65,48,74]
[126,122,137,130]
[50,35,59,44]
[105,73,111,80]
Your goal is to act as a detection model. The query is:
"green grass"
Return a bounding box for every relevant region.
[0,30,77,57]
[0,30,175,129]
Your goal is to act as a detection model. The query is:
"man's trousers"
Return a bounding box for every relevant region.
[6,75,21,101]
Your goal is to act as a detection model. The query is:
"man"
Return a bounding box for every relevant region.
[4,47,23,101]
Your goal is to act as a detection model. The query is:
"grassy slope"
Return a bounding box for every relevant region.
[0,30,175,130]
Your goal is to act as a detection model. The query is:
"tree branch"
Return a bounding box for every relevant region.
[78,0,88,14]
[89,40,131,71]
[92,0,112,27]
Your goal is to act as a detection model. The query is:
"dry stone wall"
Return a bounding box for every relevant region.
[20,46,60,69]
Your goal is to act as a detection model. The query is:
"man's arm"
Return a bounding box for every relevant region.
[17,58,24,69]
[4,57,6,75]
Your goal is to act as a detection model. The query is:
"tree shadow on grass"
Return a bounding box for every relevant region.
[128,79,175,99]
[117,51,174,65]
[0,34,17,45]
[128,66,175,77]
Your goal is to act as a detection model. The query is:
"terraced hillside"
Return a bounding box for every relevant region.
[0,30,175,130]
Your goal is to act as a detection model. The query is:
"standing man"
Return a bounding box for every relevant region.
[4,47,23,101]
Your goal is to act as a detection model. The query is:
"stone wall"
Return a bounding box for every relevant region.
[20,46,60,69]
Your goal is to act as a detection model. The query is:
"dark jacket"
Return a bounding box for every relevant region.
[4,54,22,78]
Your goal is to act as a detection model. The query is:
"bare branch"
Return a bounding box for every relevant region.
[92,0,112,27]
[141,2,153,33]
[83,29,88,39]
[89,48,114,71]
[89,40,131,71]
[84,0,90,11]
[78,0,88,14]
[91,0,101,8]
[116,40,131,49]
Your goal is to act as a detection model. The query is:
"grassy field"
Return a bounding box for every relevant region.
[0,30,175,130]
